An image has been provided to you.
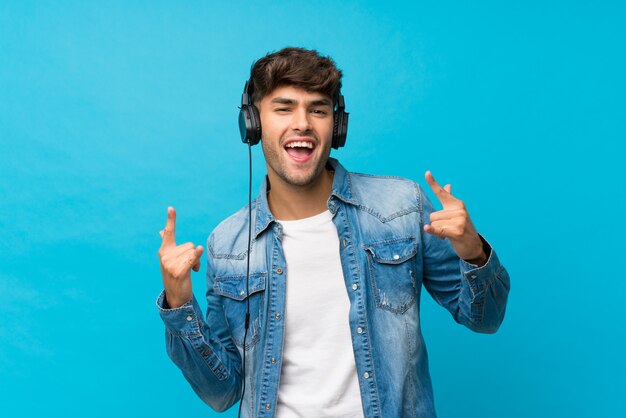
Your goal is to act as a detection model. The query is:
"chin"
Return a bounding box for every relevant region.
[283,172,319,188]
[280,163,326,187]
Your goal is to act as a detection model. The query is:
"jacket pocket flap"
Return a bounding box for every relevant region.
[365,238,417,264]
[214,273,267,301]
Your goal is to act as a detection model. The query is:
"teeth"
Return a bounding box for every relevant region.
[285,141,314,149]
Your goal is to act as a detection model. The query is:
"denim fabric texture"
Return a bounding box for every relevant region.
[157,158,510,417]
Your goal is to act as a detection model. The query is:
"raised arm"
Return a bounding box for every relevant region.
[156,207,242,411]
[420,173,510,334]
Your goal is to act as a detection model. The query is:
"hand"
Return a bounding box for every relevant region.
[158,206,204,308]
[423,171,487,265]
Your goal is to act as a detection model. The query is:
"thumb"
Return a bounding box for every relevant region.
[192,245,204,272]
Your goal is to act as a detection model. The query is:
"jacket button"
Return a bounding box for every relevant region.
[275,313,281,319]
[203,348,211,356]
[265,403,271,410]
[271,357,276,364]
[186,315,193,322]
[277,268,283,274]
[352,283,358,290]
[363,372,370,379]
[393,254,400,260]
[357,327,363,334]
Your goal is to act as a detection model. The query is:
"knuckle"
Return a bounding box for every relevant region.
[176,266,189,278]
[161,260,174,272]
[159,248,171,260]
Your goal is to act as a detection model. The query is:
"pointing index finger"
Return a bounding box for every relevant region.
[161,206,176,246]
[425,171,455,206]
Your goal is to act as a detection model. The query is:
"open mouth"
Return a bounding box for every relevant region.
[284,140,315,163]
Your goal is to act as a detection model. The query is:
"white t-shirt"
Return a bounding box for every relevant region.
[276,210,363,418]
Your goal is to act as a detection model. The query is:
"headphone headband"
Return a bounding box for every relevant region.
[238,79,349,149]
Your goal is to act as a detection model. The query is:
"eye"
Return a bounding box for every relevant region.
[311,109,329,116]
[275,107,291,113]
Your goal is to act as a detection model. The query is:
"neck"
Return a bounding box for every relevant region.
[267,168,334,221]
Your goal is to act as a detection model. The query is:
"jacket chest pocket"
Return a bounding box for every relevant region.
[364,237,418,314]
[214,273,267,350]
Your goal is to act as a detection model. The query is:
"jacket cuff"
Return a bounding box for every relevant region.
[459,236,501,297]
[156,290,203,336]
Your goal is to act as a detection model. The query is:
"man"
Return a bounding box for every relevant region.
[157,47,510,418]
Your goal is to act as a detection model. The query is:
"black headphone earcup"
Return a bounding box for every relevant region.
[239,105,262,145]
[332,109,349,149]
[332,112,339,148]
[248,105,262,145]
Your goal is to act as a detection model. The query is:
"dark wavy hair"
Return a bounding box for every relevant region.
[249,47,343,105]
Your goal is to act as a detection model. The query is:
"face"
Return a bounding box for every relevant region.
[258,85,334,189]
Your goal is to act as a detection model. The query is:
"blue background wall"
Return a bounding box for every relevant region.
[1,1,624,417]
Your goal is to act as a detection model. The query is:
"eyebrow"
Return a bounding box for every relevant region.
[270,97,332,107]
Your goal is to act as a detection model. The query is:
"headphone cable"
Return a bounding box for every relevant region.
[238,141,253,418]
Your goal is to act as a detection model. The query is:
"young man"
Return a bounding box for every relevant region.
[157,47,510,418]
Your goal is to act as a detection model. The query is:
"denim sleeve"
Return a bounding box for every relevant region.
[156,234,242,412]
[418,185,510,334]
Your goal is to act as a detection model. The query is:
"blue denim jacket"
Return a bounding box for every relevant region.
[157,158,510,417]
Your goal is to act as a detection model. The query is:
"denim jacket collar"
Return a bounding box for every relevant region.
[253,158,358,239]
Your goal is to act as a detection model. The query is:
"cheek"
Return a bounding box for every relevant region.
[261,137,275,158]
[261,135,282,165]
[260,114,286,138]
[320,125,334,144]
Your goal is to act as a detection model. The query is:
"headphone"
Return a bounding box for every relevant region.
[238,79,349,149]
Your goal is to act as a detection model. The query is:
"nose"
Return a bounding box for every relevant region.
[290,107,312,133]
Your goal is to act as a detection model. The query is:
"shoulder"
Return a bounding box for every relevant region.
[345,171,424,222]
[207,200,254,259]
[348,171,421,199]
